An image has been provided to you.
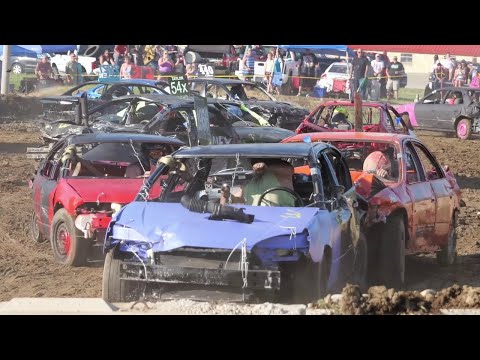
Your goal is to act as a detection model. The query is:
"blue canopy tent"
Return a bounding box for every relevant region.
[18,45,77,54]
[0,45,38,58]
[277,45,355,57]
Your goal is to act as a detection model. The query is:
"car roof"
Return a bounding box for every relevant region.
[317,100,389,108]
[109,94,245,108]
[107,94,194,106]
[188,78,254,86]
[174,142,328,158]
[283,132,413,144]
[99,78,169,86]
[66,133,185,146]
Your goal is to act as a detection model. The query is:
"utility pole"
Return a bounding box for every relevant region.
[354,91,363,132]
[1,45,11,95]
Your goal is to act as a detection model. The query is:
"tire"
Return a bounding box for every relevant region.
[50,208,88,266]
[83,45,100,57]
[456,118,472,140]
[311,254,330,300]
[102,250,138,303]
[349,233,368,291]
[287,251,330,304]
[11,63,23,75]
[437,212,458,266]
[30,210,46,244]
[378,213,405,289]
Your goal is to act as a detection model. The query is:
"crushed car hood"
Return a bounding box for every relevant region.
[41,120,143,142]
[234,126,295,143]
[248,100,309,114]
[106,202,319,252]
[65,178,153,203]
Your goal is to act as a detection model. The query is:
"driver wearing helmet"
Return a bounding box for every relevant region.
[220,158,296,207]
[363,150,393,179]
[125,143,170,178]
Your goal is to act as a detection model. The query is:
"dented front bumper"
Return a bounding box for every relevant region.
[120,262,281,291]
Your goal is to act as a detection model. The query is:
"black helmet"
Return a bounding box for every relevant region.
[141,142,168,153]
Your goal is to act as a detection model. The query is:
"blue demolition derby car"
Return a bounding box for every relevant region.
[102,142,367,303]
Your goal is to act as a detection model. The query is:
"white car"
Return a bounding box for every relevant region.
[317,62,351,94]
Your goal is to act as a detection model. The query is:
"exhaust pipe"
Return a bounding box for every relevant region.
[180,194,254,224]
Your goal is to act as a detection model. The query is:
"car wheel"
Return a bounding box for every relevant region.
[11,63,23,75]
[349,233,368,291]
[102,249,139,302]
[50,208,88,266]
[378,213,405,289]
[456,118,472,140]
[30,210,46,244]
[436,212,458,266]
[83,45,100,57]
[311,253,330,300]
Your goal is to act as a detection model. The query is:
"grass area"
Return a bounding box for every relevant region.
[9,73,33,91]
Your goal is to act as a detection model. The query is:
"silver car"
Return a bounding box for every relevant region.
[10,55,39,74]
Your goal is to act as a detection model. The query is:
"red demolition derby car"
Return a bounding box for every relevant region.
[282,131,462,288]
[29,133,184,266]
[295,100,414,135]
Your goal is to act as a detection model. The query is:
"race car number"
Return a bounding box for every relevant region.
[198,64,214,77]
[130,65,154,80]
[168,75,189,95]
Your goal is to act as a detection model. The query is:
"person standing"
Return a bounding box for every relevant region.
[470,71,480,88]
[264,52,275,93]
[433,62,447,89]
[120,55,133,79]
[272,51,285,95]
[453,61,467,87]
[370,54,385,99]
[242,48,255,81]
[36,55,53,85]
[65,53,84,85]
[296,48,317,96]
[386,56,405,100]
[350,48,370,99]
[113,45,128,68]
[157,53,174,79]
[441,53,455,82]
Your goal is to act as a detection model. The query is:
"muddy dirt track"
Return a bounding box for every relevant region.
[1,118,480,310]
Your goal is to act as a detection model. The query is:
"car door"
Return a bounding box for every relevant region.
[33,141,65,237]
[432,90,464,130]
[207,106,240,144]
[403,141,437,249]
[410,141,454,243]
[415,89,449,129]
[319,148,360,288]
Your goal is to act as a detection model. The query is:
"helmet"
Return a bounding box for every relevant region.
[363,151,390,173]
[141,143,169,164]
[141,143,168,153]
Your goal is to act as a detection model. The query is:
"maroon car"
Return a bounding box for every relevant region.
[295,100,413,135]
[283,131,462,288]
